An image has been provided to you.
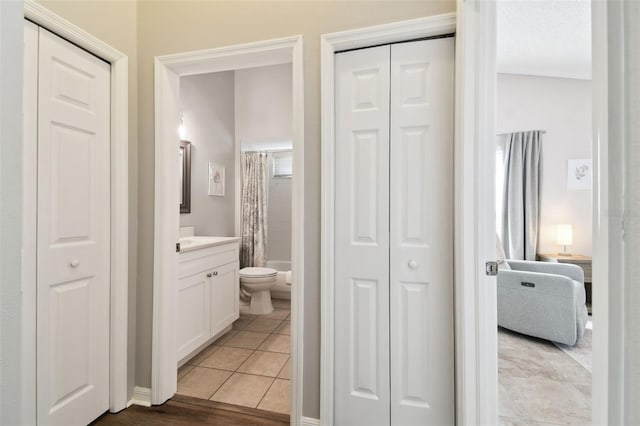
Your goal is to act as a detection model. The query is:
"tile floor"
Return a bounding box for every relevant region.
[177,299,291,415]
[499,327,592,425]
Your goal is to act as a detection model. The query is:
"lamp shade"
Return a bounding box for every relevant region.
[556,224,573,246]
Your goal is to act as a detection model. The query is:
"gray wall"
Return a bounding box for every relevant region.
[496,74,593,256]
[235,63,293,143]
[235,63,293,263]
[179,72,236,237]
[0,2,24,423]
[267,153,292,263]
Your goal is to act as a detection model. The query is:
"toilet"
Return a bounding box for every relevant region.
[239,267,278,315]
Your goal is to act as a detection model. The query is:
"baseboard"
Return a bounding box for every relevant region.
[301,417,320,426]
[129,386,152,407]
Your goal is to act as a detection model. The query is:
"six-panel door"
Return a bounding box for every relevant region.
[35,26,111,425]
[334,37,454,425]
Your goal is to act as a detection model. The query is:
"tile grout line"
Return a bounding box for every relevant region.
[205,369,235,401]
[273,354,290,379]
[178,303,291,410]
[255,374,279,410]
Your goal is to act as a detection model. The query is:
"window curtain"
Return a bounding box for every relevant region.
[240,151,268,267]
[499,130,542,260]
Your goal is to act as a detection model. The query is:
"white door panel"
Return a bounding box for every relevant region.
[334,37,454,426]
[389,38,455,426]
[335,45,391,426]
[36,27,111,426]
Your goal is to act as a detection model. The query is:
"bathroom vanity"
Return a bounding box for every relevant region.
[176,236,240,363]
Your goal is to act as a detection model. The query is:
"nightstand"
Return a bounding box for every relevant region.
[537,253,592,314]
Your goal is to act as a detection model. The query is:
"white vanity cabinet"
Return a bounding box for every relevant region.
[177,238,240,362]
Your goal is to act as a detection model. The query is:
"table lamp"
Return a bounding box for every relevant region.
[556,224,573,256]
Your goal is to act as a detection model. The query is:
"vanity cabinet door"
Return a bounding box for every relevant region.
[211,261,239,337]
[177,272,211,360]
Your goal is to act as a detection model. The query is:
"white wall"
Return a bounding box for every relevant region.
[235,63,293,144]
[179,71,236,237]
[497,74,592,256]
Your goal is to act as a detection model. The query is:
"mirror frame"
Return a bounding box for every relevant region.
[180,140,191,214]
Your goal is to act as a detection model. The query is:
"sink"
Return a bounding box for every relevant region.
[179,236,240,253]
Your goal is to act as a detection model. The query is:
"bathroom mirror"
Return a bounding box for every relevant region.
[179,140,191,213]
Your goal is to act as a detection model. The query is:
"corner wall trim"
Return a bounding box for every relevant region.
[130,387,152,407]
[300,417,320,426]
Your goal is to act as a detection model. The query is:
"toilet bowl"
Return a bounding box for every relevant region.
[239,267,278,315]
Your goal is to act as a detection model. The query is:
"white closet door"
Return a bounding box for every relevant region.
[389,38,455,425]
[36,27,111,425]
[334,45,391,426]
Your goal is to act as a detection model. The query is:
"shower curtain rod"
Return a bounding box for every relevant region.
[241,147,292,153]
[496,130,547,136]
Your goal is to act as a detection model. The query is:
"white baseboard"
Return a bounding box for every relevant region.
[301,417,320,426]
[129,386,152,407]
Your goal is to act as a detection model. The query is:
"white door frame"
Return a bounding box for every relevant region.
[321,3,617,426]
[152,36,305,424]
[320,7,499,426]
[21,0,129,423]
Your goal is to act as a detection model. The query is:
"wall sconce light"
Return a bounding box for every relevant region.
[179,114,187,140]
[556,224,573,256]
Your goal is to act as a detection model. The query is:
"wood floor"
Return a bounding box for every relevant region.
[91,395,290,425]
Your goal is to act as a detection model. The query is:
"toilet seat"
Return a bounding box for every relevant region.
[239,267,277,278]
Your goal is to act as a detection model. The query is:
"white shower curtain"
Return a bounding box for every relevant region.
[240,152,268,268]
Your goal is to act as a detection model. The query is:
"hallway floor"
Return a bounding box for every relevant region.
[499,327,591,425]
[91,394,289,425]
[176,299,291,415]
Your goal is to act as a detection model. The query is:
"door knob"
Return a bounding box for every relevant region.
[70,259,80,268]
[408,260,418,270]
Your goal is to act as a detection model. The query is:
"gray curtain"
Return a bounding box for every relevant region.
[240,152,268,268]
[500,131,542,260]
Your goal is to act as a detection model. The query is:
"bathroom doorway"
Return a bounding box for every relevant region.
[175,63,294,415]
[152,37,304,422]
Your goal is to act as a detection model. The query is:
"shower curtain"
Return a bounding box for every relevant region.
[240,151,268,268]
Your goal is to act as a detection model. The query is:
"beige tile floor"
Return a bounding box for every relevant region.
[499,327,592,425]
[177,299,291,414]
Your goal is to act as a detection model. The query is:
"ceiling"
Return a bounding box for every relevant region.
[497,0,591,80]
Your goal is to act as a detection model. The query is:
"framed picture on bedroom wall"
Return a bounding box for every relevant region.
[566,158,592,190]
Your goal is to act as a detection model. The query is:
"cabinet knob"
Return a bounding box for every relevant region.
[213,271,218,276]
[408,260,418,270]
[69,259,80,268]
[206,273,213,278]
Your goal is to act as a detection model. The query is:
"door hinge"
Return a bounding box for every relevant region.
[485,261,498,276]
[176,242,181,253]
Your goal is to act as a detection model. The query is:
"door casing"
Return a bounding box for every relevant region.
[152,36,305,424]
[321,9,498,426]
[322,4,613,425]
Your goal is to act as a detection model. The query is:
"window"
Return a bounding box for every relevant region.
[272,151,293,178]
